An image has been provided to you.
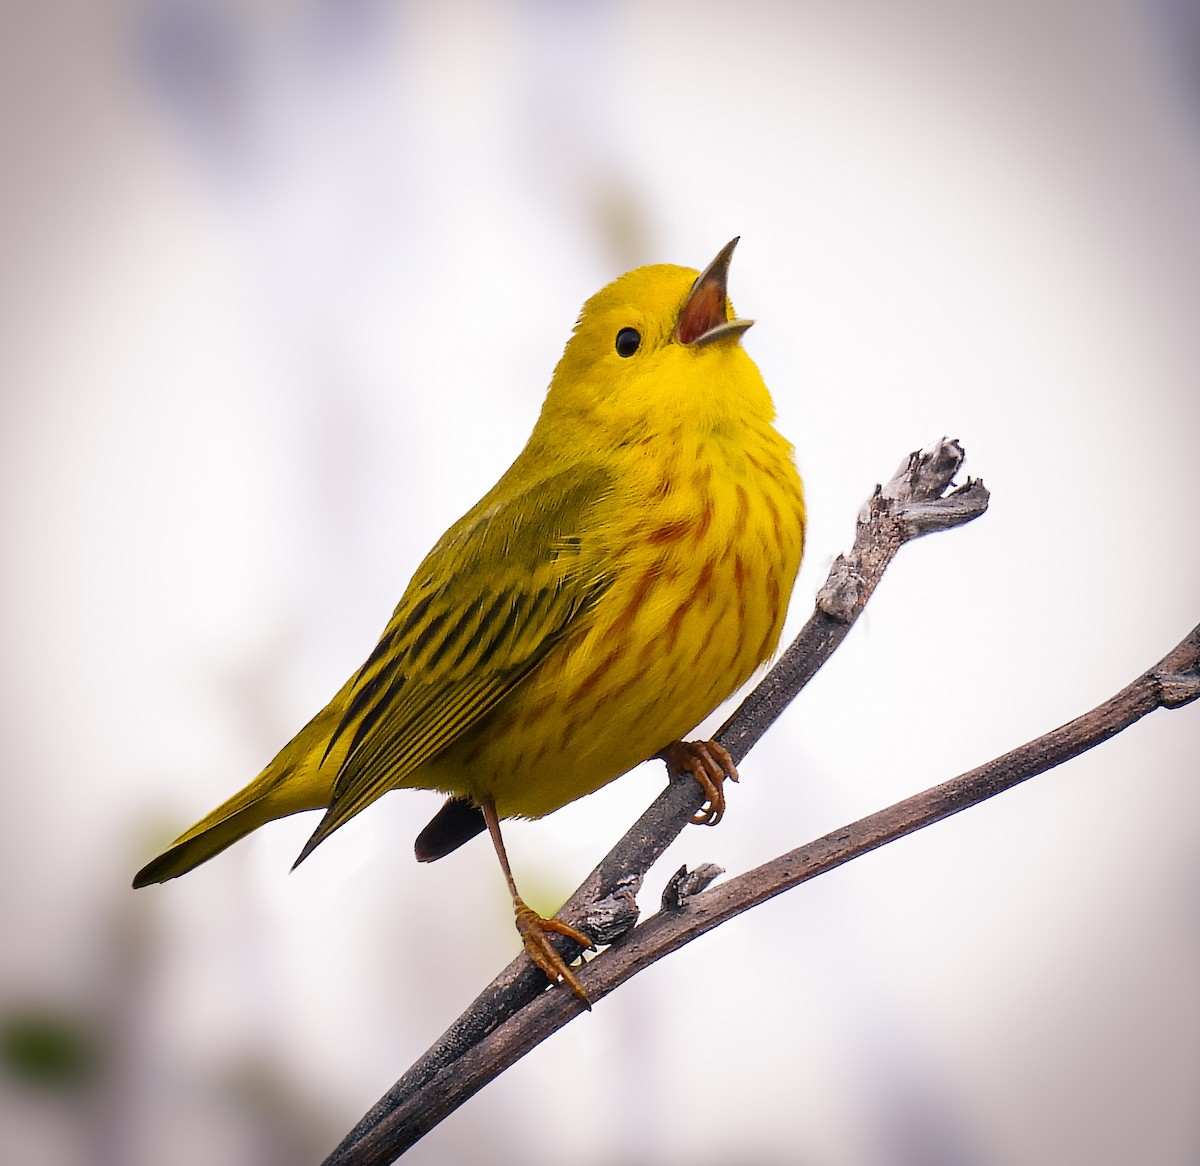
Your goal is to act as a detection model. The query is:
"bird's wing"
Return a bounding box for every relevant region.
[293,460,612,865]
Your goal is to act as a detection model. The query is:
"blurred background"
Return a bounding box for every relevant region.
[2,0,1199,1163]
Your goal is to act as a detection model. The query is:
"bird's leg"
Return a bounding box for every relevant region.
[658,739,739,826]
[479,798,595,1006]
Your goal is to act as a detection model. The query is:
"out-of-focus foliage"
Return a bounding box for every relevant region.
[0,1010,101,1094]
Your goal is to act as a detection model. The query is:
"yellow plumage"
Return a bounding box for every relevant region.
[134,240,804,994]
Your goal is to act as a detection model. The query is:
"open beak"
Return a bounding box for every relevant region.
[674,237,755,347]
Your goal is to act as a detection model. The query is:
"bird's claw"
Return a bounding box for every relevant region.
[660,739,739,826]
[514,898,595,1007]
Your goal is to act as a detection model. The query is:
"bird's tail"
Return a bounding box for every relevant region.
[132,783,299,886]
[132,681,354,887]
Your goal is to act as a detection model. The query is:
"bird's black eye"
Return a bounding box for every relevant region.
[615,327,641,357]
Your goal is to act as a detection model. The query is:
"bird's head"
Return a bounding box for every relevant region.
[542,238,772,440]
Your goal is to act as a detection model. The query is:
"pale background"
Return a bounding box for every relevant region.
[2,1,1198,1163]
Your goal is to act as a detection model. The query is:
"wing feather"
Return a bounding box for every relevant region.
[294,460,611,865]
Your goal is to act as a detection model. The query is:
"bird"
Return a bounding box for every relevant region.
[133,238,806,1004]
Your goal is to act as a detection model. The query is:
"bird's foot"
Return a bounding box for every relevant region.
[513,898,595,1007]
[659,739,739,826]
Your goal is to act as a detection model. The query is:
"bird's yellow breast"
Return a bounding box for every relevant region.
[421,400,805,818]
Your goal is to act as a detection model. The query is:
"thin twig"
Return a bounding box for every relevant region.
[331,620,1200,1164]
[323,438,990,1165]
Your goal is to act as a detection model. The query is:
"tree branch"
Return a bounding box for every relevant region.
[329,617,1200,1164]
[322,438,1005,1164]
[323,436,1199,1162]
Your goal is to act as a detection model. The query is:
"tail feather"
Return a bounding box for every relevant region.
[133,681,355,887]
[133,795,293,886]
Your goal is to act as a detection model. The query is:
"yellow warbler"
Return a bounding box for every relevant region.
[134,238,806,1002]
